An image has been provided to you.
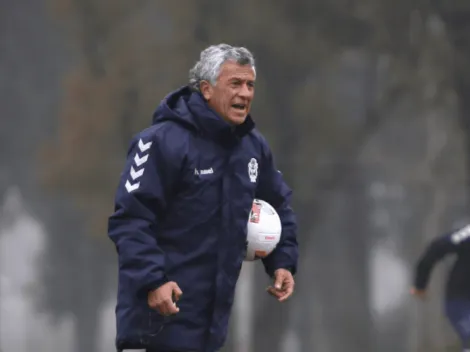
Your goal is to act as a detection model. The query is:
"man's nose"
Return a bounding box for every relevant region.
[239,83,253,98]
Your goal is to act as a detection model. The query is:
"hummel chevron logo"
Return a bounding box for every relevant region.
[125,139,152,193]
[130,166,144,180]
[134,153,149,167]
[138,139,152,152]
[125,180,140,193]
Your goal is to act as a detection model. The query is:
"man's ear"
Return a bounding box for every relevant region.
[199,80,213,100]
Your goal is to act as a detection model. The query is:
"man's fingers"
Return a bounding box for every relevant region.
[266,286,278,296]
[161,298,179,315]
[267,281,295,302]
[166,297,179,314]
[266,286,283,298]
[152,296,180,316]
[172,284,183,301]
[274,276,284,290]
[279,286,294,302]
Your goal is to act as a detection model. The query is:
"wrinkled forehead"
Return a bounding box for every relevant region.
[219,61,256,81]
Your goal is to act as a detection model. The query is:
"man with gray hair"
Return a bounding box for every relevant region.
[108,44,299,352]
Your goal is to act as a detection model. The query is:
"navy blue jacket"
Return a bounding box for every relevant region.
[108,86,298,352]
[414,224,470,300]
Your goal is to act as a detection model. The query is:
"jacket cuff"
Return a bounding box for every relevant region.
[141,275,169,296]
[264,261,297,278]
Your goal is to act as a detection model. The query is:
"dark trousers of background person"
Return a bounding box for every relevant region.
[446,300,470,352]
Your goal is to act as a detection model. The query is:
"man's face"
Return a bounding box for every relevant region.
[200,61,255,125]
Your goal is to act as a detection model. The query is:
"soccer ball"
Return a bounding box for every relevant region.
[245,199,282,261]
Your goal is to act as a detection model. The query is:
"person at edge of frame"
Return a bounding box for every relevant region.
[411,223,470,352]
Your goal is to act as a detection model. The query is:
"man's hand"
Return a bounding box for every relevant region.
[148,281,183,316]
[410,287,426,300]
[266,268,295,302]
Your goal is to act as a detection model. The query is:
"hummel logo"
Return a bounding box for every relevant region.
[125,180,140,193]
[125,138,152,193]
[138,139,152,152]
[130,166,144,180]
[194,167,214,175]
[134,153,148,167]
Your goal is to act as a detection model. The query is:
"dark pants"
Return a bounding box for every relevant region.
[445,300,470,350]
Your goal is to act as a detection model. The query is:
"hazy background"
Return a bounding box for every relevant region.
[2,0,470,351]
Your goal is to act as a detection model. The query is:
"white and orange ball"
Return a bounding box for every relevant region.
[245,199,282,261]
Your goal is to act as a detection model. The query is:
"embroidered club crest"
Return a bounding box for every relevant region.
[248,158,258,183]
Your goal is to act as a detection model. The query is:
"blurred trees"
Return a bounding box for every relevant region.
[36,2,158,352]
[433,0,470,188]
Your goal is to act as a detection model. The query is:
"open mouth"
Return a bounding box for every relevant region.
[232,104,246,110]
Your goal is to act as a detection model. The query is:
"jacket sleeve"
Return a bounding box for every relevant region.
[256,140,299,277]
[108,128,181,296]
[413,231,461,290]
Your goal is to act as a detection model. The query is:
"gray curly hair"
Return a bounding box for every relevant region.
[189,44,256,92]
